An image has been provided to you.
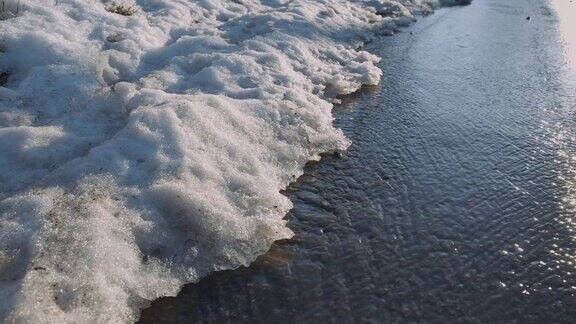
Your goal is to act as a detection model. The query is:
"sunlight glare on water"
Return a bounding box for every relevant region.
[547,0,576,292]
[551,0,576,71]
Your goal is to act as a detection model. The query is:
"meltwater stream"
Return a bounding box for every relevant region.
[140,0,576,322]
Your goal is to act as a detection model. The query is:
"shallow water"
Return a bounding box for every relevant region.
[140,0,576,322]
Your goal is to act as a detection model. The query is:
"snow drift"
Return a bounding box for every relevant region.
[0,0,457,322]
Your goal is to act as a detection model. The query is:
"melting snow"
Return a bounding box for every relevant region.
[0,0,457,321]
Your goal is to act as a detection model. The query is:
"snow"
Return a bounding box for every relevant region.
[0,0,456,322]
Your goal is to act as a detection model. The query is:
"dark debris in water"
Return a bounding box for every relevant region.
[0,71,9,86]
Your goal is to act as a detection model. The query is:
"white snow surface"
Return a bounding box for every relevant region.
[0,0,448,322]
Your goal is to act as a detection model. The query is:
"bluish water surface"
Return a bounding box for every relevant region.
[140,0,576,322]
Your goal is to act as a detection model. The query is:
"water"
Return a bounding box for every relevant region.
[139,0,576,322]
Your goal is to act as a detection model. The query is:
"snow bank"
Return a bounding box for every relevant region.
[0,0,446,322]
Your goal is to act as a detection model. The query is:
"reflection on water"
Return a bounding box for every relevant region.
[551,0,576,71]
[140,0,576,322]
[545,0,576,296]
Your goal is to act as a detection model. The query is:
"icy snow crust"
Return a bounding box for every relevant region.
[0,0,445,322]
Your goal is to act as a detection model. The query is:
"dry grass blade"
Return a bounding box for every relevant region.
[0,0,20,20]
